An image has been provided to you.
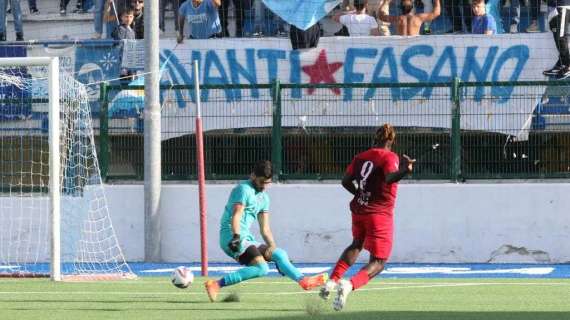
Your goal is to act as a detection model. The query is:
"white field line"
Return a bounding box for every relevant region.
[0,282,568,297]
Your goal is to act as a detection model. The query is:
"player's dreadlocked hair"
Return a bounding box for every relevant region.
[374,124,396,146]
[253,160,273,179]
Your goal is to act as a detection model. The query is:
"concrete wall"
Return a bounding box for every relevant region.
[106,183,570,263]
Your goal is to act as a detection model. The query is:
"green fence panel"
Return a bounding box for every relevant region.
[98,81,570,181]
[103,84,273,180]
[278,82,452,180]
[458,81,570,179]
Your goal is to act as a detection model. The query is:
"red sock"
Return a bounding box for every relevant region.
[330,260,350,282]
[350,269,370,290]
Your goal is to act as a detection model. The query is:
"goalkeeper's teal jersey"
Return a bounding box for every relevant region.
[220,180,270,239]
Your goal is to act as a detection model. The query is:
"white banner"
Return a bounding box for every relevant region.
[115,34,557,140]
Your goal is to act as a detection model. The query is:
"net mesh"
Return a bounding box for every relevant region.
[0,62,134,280]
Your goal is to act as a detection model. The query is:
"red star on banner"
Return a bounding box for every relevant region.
[301,50,343,95]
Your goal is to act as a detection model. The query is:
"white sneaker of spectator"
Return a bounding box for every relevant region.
[92,33,102,39]
[510,24,518,33]
[526,21,539,33]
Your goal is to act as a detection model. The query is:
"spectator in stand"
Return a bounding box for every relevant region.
[160,0,179,33]
[93,0,120,39]
[112,7,135,39]
[413,0,434,34]
[542,1,570,79]
[377,0,440,36]
[177,0,221,41]
[0,0,24,41]
[503,0,541,33]
[471,0,497,34]
[60,0,85,15]
[28,0,38,14]
[333,0,380,36]
[335,0,387,35]
[218,0,253,37]
[290,22,321,50]
[442,0,472,33]
[112,8,136,82]
[377,0,390,35]
[331,1,350,36]
[253,0,287,36]
[131,0,144,39]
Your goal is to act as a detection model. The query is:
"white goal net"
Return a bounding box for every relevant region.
[0,57,134,281]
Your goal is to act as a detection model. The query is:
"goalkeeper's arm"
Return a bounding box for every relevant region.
[228,203,245,252]
[258,212,277,260]
[231,203,245,236]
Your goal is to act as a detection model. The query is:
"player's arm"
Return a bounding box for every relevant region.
[342,174,358,195]
[342,160,358,195]
[377,0,398,24]
[226,202,245,252]
[385,154,415,183]
[211,0,221,8]
[417,0,440,22]
[231,203,245,236]
[258,212,277,259]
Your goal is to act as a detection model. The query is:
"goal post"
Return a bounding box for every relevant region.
[0,57,135,281]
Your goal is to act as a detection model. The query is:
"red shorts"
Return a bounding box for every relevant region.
[352,213,393,260]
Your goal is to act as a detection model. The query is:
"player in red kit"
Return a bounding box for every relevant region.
[320,124,415,311]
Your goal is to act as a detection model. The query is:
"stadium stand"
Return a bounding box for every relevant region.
[0,0,553,40]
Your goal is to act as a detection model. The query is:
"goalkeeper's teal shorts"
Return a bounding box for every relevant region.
[220,232,261,260]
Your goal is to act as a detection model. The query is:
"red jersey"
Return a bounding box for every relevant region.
[345,148,400,216]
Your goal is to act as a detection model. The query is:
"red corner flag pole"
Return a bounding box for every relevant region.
[194,60,208,276]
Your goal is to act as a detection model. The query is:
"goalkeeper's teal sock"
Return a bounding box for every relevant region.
[222,262,269,286]
[272,248,303,282]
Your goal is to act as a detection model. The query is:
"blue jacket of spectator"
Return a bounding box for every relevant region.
[472,14,497,34]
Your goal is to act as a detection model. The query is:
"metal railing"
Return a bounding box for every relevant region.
[98,80,570,181]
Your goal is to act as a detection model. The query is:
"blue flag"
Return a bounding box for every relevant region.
[262,0,341,31]
[486,0,504,34]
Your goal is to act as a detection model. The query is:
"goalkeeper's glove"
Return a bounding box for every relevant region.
[228,234,240,253]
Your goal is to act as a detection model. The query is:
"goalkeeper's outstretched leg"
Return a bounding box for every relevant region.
[260,245,328,291]
[205,245,269,302]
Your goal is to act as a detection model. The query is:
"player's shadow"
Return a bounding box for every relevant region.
[254,311,570,320]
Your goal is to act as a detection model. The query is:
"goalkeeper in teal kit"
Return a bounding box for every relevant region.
[204,160,328,302]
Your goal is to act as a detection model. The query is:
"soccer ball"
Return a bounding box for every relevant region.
[171,266,194,289]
